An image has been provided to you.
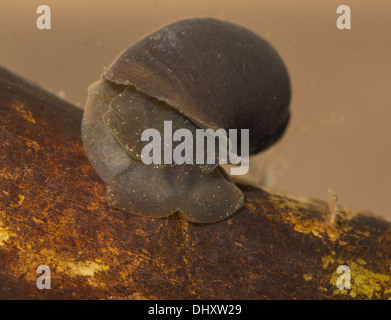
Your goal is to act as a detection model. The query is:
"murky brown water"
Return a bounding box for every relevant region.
[1,0,390,218]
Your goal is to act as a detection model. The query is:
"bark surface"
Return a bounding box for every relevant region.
[0,66,390,299]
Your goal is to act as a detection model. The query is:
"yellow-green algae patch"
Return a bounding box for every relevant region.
[40,249,110,278]
[0,221,16,246]
[329,259,390,299]
[11,100,36,124]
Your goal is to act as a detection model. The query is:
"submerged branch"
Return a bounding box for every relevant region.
[0,66,390,299]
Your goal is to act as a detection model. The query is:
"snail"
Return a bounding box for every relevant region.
[81,17,291,223]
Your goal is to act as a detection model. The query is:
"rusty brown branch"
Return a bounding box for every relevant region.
[0,66,390,299]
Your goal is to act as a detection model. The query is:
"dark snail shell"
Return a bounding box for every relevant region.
[81,17,291,223]
[104,17,291,155]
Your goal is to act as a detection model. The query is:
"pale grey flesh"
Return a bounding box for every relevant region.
[82,79,244,223]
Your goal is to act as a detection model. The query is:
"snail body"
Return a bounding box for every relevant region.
[81,18,291,223]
